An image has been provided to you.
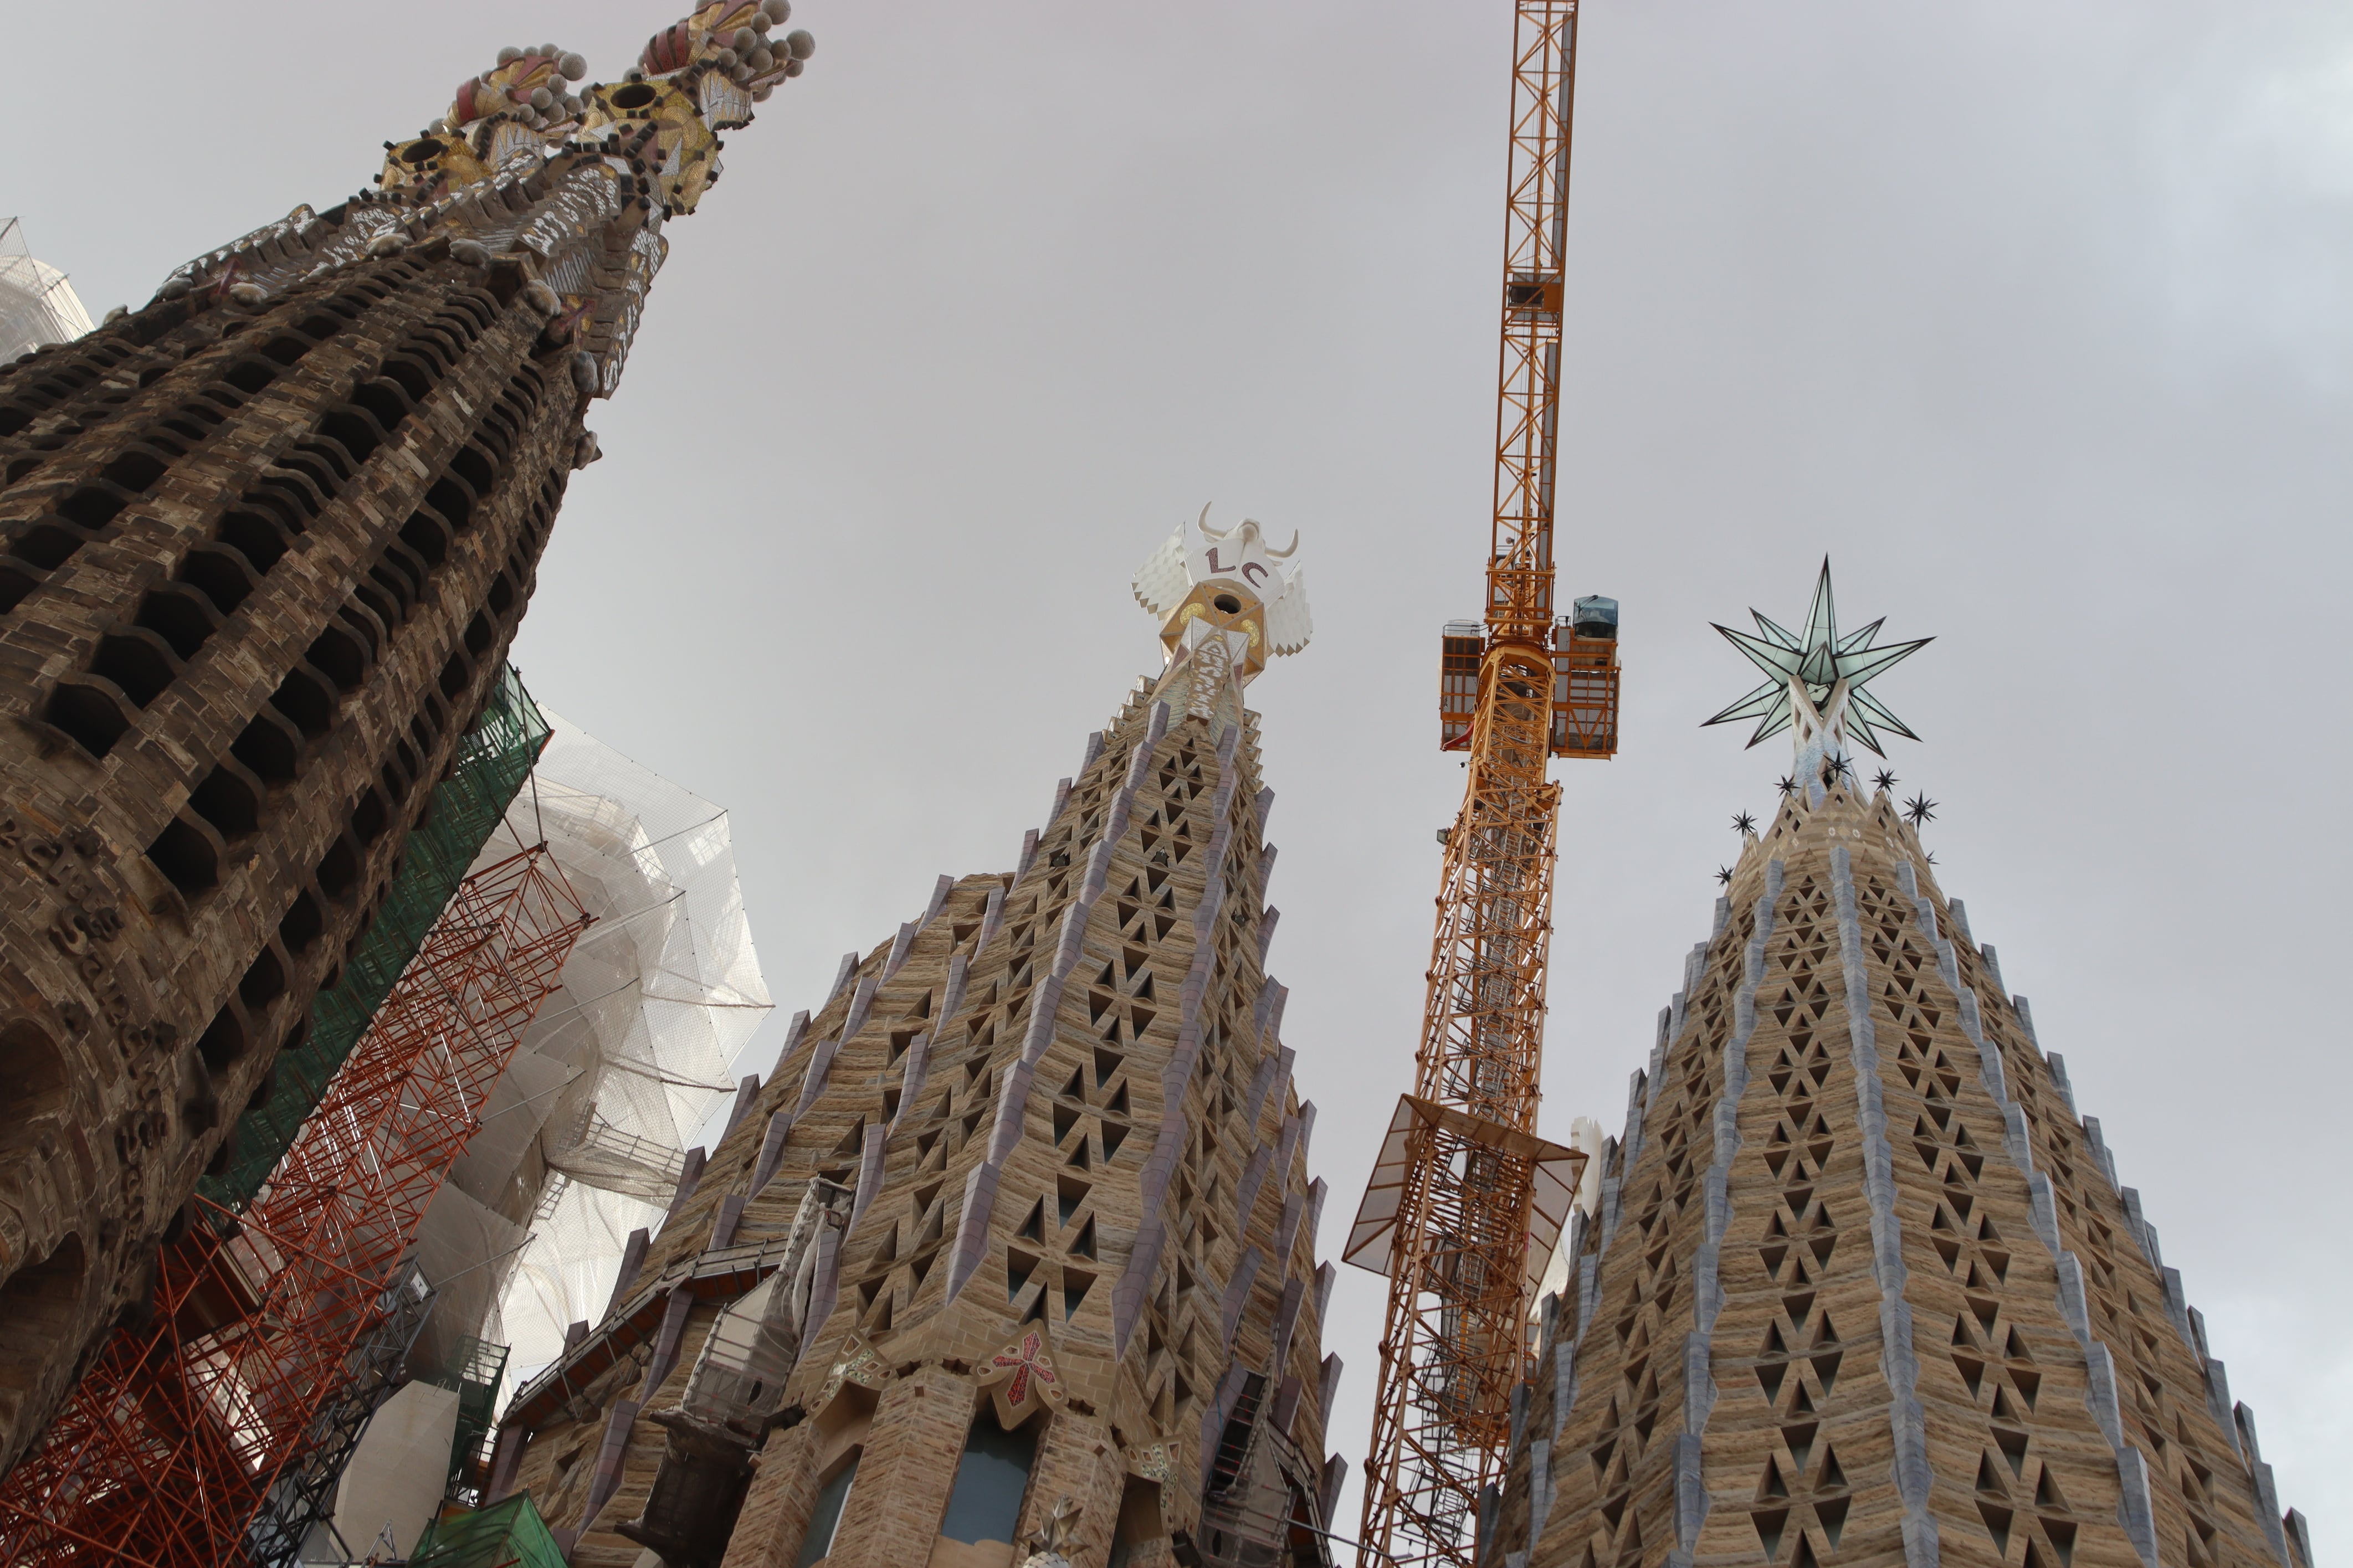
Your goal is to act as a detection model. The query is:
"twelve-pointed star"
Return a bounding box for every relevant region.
[1732,811,1758,836]
[1873,769,1898,792]
[1904,793,1938,826]
[1702,558,1932,755]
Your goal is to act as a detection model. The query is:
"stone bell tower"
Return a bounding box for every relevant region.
[489,510,1343,1568]
[1490,563,2313,1568]
[0,3,814,1472]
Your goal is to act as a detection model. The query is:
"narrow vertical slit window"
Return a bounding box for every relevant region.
[794,1449,860,1568]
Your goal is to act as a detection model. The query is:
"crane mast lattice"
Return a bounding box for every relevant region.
[1351,3,1616,1564]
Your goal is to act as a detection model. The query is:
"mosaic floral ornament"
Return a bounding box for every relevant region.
[1703,557,1932,757]
[976,1328,1066,1426]
[817,1330,886,1411]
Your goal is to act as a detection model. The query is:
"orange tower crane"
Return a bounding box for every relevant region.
[1345,4,1615,1565]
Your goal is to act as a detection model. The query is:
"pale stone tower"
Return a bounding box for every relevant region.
[1490,565,2313,1568]
[490,511,1344,1568]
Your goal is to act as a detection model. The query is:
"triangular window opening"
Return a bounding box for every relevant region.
[1816,1444,1846,1489]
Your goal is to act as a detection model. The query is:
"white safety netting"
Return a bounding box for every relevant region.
[0,219,94,363]
[408,710,771,1393]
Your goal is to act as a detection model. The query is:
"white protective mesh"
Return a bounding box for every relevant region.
[0,219,94,362]
[412,710,771,1394]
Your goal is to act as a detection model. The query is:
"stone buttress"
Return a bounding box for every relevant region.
[1489,774,2314,1568]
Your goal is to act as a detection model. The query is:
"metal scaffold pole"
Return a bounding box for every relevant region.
[0,847,591,1567]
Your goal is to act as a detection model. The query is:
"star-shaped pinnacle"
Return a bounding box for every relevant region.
[1732,811,1758,836]
[1873,769,1898,793]
[1716,866,1734,886]
[1702,559,1931,757]
[1904,793,1938,826]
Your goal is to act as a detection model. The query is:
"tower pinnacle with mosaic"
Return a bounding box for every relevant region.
[1489,562,2311,1568]
[0,3,814,1473]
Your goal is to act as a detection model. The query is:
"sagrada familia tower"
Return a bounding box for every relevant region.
[0,0,816,1486]
[483,510,1338,1567]
[1487,566,2313,1568]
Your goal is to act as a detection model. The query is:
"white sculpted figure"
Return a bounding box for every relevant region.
[1131,506,1313,693]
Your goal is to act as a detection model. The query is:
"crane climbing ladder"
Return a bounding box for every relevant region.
[1345,4,1617,1565]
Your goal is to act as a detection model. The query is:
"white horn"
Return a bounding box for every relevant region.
[1264,528,1300,559]
[1196,502,1232,541]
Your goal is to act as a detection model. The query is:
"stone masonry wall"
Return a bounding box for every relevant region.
[0,245,585,1470]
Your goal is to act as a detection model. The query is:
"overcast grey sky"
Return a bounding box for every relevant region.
[9,0,2349,1549]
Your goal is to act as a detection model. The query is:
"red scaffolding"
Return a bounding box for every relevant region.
[0,847,589,1568]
